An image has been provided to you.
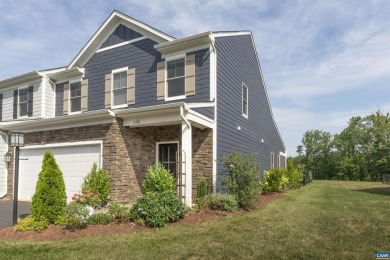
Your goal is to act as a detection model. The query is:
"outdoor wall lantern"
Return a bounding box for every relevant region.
[4,152,11,163]
[10,132,24,226]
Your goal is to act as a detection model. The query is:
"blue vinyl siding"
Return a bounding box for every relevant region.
[215,34,285,189]
[192,107,214,119]
[100,24,143,49]
[84,38,210,111]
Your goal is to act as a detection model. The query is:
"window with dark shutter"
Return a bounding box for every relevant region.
[28,85,33,117]
[13,90,18,119]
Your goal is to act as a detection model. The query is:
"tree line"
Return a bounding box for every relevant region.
[293,111,390,181]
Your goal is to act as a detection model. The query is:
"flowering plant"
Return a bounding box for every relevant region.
[72,189,101,207]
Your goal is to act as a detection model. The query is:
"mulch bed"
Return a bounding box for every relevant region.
[0,192,283,242]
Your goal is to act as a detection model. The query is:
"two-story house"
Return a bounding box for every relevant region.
[0,11,286,206]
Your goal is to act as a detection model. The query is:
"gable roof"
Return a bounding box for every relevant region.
[68,10,175,69]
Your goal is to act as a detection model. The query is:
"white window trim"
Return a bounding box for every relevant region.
[271,152,274,169]
[17,85,29,119]
[111,67,128,109]
[242,83,248,118]
[165,54,186,101]
[155,141,180,165]
[68,79,82,115]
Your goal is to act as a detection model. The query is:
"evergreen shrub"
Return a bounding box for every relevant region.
[30,150,67,223]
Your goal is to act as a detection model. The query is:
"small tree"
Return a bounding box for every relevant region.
[220,151,261,209]
[81,163,111,205]
[30,150,67,223]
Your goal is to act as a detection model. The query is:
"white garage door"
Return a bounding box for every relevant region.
[18,142,101,203]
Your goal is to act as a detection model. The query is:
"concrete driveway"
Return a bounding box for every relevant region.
[0,201,31,229]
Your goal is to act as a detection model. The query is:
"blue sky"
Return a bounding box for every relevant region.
[1,0,389,155]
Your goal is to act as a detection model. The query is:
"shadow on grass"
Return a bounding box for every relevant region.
[355,187,390,197]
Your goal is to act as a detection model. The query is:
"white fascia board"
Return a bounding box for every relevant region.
[123,112,181,128]
[48,67,85,82]
[68,11,174,69]
[210,31,251,38]
[249,33,286,150]
[0,109,115,133]
[156,32,211,56]
[0,71,41,89]
[185,102,215,109]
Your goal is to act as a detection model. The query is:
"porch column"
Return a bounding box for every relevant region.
[181,122,192,206]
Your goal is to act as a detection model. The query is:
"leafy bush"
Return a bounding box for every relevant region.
[261,168,289,193]
[108,203,131,222]
[285,168,303,189]
[205,193,238,212]
[82,163,111,205]
[87,213,113,225]
[30,150,67,223]
[142,163,176,194]
[64,203,89,229]
[130,190,186,228]
[196,178,210,208]
[219,151,261,209]
[72,190,101,208]
[14,216,49,232]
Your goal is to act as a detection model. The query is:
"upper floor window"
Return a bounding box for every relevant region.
[156,53,195,101]
[113,70,127,107]
[70,82,81,113]
[19,88,29,117]
[242,83,248,118]
[167,58,185,98]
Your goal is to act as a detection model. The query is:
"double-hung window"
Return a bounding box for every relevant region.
[70,82,81,113]
[113,70,127,107]
[242,83,248,117]
[166,58,185,98]
[19,88,29,117]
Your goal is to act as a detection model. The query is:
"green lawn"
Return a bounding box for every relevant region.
[1,181,389,259]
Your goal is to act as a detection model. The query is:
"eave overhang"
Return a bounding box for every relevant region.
[48,67,85,82]
[0,109,115,133]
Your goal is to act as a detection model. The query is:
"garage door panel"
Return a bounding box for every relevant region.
[19,144,101,203]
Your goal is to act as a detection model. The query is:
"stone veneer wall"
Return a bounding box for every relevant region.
[5,119,213,203]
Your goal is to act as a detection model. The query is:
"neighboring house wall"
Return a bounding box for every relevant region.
[44,78,55,118]
[1,80,42,121]
[215,34,285,188]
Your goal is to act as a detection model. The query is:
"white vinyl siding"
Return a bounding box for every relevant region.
[0,134,7,196]
[44,78,55,118]
[2,80,42,121]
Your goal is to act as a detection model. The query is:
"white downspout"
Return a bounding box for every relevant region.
[0,130,8,197]
[180,105,192,206]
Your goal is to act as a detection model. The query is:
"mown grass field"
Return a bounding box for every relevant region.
[1,181,389,259]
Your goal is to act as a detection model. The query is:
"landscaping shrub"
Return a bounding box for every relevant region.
[72,190,101,208]
[219,151,261,209]
[30,150,67,223]
[130,190,186,228]
[108,202,131,222]
[285,168,303,189]
[87,213,113,225]
[261,168,289,193]
[81,163,111,205]
[142,163,176,194]
[14,216,49,232]
[63,203,89,229]
[196,178,210,208]
[205,193,238,212]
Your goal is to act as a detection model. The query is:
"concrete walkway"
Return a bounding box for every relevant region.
[0,201,31,229]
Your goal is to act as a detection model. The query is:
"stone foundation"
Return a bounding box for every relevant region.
[5,119,213,203]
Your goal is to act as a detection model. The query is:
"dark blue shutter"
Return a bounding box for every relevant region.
[0,94,3,121]
[13,90,18,119]
[28,86,33,117]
